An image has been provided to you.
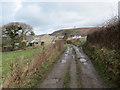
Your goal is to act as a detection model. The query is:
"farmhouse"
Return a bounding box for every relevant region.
[33,34,55,45]
[40,34,53,44]
[67,34,87,40]
[26,35,34,43]
[33,34,65,45]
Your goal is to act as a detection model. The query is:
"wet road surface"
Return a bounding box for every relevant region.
[38,45,106,88]
[38,46,73,88]
[73,46,106,88]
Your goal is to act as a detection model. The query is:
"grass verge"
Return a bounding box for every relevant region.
[63,66,70,88]
[71,40,86,47]
[16,44,68,88]
[72,48,81,88]
[2,48,42,82]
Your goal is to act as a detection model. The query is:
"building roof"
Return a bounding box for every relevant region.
[50,36,56,39]
[58,36,64,39]
[34,34,45,38]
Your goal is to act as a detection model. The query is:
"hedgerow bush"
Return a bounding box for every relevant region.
[84,17,120,88]
[87,17,120,50]
[83,44,120,88]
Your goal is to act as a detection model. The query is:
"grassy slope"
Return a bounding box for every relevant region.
[2,48,41,81]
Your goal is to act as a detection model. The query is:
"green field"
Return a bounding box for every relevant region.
[2,48,42,81]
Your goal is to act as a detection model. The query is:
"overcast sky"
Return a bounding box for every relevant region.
[0,0,119,35]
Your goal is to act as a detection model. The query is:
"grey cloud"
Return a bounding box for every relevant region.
[1,2,118,35]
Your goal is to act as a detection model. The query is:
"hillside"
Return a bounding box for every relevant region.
[51,27,97,36]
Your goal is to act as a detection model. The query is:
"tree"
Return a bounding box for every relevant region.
[2,22,34,50]
[63,33,68,44]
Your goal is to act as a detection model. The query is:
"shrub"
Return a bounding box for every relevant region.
[87,17,120,50]
[84,17,120,88]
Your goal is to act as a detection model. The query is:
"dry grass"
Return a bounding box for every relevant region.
[3,41,65,88]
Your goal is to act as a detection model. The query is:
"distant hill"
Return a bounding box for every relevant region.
[51,27,97,36]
